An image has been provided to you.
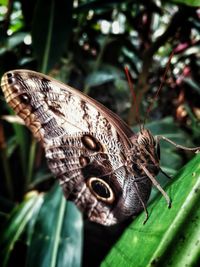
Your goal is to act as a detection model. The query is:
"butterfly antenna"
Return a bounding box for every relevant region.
[124,66,142,128]
[144,50,175,123]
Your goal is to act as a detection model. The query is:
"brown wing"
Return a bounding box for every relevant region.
[1,70,148,225]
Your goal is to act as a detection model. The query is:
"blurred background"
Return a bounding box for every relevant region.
[0,1,199,267]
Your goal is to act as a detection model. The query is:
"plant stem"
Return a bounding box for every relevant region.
[41,0,55,74]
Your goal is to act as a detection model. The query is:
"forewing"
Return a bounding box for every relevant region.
[1,70,141,225]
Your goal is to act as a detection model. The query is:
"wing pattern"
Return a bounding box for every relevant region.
[1,70,153,225]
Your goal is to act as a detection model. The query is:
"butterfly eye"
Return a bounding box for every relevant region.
[19,93,30,104]
[87,177,115,204]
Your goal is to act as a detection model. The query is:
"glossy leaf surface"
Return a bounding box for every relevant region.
[102,154,200,267]
[26,185,83,267]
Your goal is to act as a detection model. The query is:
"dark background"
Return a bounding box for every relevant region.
[0,1,199,266]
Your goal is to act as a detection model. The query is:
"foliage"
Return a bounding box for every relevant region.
[0,187,82,267]
[102,154,200,267]
[0,0,199,267]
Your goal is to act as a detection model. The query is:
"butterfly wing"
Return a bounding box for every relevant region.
[1,70,152,225]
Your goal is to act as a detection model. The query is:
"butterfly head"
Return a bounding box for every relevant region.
[137,127,160,164]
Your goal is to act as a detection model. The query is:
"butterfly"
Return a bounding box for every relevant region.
[1,70,199,225]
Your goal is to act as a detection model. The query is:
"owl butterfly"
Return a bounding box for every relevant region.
[1,70,199,226]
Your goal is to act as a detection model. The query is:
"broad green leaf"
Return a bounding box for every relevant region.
[32,0,73,73]
[183,77,200,95]
[101,154,200,267]
[0,0,8,5]
[171,0,200,7]
[0,192,43,267]
[26,185,83,267]
[6,32,27,49]
[0,185,83,267]
[85,66,124,87]
[86,70,118,87]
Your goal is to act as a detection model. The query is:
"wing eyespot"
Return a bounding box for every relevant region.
[19,93,31,104]
[87,177,115,204]
[7,72,13,78]
[7,76,15,85]
[79,155,90,167]
[81,134,102,152]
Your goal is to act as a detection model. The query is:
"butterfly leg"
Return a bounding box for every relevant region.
[133,182,149,224]
[141,165,172,208]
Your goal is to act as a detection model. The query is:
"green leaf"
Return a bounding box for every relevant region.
[86,70,117,87]
[6,32,27,50]
[85,65,124,87]
[171,0,200,7]
[101,154,200,267]
[26,185,83,267]
[0,185,83,267]
[32,0,73,73]
[0,192,44,267]
[0,0,8,5]
[183,77,200,95]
